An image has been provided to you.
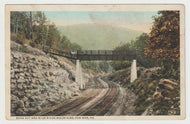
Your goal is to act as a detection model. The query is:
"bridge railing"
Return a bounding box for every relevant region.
[33,44,136,60]
[76,50,136,60]
[77,50,135,55]
[40,45,77,59]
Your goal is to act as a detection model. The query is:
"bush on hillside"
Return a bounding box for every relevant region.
[20,45,30,53]
[111,61,131,71]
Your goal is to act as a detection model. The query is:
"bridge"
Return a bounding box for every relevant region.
[43,46,136,60]
[42,46,137,90]
[76,50,136,60]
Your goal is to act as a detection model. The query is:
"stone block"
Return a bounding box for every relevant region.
[17,100,25,108]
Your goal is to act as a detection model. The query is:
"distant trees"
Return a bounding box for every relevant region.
[111,33,157,71]
[81,61,109,73]
[134,33,157,67]
[10,11,81,52]
[111,43,135,71]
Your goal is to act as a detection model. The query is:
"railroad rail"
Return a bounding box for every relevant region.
[78,78,120,116]
[41,80,101,116]
[39,77,120,116]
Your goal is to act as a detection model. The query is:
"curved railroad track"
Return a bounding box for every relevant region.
[40,76,120,116]
[78,78,120,116]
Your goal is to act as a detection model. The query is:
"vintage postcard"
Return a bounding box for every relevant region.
[5,4,185,120]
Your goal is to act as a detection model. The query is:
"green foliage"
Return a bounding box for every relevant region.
[11,12,31,39]
[81,61,101,73]
[130,78,159,115]
[134,33,157,67]
[111,61,131,71]
[99,61,110,72]
[114,42,135,55]
[11,11,82,55]
[57,36,82,53]
[111,33,157,71]
[111,41,135,71]
[11,11,49,46]
[70,43,82,51]
[81,61,110,73]
[152,99,171,115]
[152,79,180,115]
[156,61,180,81]
[108,68,131,87]
[110,66,160,115]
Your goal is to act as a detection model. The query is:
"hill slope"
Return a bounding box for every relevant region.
[58,24,143,50]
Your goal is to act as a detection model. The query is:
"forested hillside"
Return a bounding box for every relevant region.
[11,11,81,52]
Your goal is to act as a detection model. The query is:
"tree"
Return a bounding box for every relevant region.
[32,11,48,45]
[10,11,82,55]
[11,12,31,43]
[29,12,33,40]
[46,24,57,48]
[145,11,180,80]
[145,11,180,63]
[134,33,157,67]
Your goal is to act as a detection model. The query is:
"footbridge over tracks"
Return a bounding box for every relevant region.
[75,50,136,61]
[42,46,137,90]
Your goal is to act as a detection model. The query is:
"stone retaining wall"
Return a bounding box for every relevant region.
[10,41,80,116]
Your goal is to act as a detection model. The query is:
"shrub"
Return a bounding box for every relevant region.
[23,39,31,45]
[11,33,26,45]
[111,60,131,71]
[16,34,25,45]
[20,45,29,53]
[29,42,37,47]
[11,33,17,41]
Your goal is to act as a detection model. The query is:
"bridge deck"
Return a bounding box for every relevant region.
[42,46,136,60]
[76,50,136,60]
[76,54,136,60]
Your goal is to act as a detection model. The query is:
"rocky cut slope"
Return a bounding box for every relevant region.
[10,41,82,116]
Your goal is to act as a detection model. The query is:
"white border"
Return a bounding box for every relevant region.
[1,0,190,124]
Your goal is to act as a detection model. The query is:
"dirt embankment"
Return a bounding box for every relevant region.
[10,41,89,116]
[108,67,180,115]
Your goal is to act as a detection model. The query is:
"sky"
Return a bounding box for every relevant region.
[44,11,158,33]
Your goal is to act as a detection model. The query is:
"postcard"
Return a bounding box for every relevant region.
[4,4,185,120]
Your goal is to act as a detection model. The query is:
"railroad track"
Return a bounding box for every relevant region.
[78,78,120,116]
[41,77,120,116]
[93,77,104,89]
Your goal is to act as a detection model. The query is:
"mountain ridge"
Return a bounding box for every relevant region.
[57,24,143,50]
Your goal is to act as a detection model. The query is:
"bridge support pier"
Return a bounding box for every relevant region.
[76,60,85,90]
[130,59,137,83]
